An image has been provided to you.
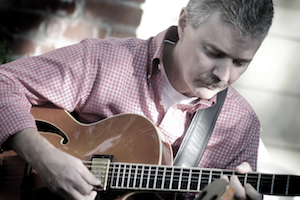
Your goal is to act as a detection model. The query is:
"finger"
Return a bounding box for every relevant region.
[230,175,247,200]
[236,162,253,174]
[73,163,101,195]
[87,190,98,200]
[78,163,101,187]
[245,183,263,200]
[72,172,95,196]
[221,175,229,183]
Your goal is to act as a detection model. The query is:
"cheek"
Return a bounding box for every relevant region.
[228,68,247,85]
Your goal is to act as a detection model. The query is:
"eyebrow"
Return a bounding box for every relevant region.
[208,43,253,63]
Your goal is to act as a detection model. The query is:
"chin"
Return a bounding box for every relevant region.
[194,88,222,99]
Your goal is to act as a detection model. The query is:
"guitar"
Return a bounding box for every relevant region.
[0,107,299,200]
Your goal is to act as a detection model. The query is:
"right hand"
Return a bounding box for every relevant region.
[37,147,101,200]
[4,128,101,200]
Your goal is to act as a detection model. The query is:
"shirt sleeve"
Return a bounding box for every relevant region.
[0,39,95,147]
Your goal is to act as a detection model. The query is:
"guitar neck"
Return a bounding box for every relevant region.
[96,162,300,196]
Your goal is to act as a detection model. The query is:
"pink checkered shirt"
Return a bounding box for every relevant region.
[0,26,260,171]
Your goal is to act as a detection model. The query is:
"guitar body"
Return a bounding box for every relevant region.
[0,107,173,200]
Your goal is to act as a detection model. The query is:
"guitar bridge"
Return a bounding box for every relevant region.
[91,155,113,191]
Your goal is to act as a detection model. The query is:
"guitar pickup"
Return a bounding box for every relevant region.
[91,155,113,191]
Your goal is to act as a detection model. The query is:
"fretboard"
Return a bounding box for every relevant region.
[102,162,300,196]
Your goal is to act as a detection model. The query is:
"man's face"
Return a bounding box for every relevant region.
[170,10,262,99]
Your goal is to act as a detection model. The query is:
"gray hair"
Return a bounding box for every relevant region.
[186,0,274,41]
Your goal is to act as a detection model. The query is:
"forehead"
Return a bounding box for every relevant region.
[189,11,262,60]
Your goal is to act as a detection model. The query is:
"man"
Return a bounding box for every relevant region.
[0,0,273,199]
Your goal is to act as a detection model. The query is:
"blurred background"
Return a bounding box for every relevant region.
[0,0,299,199]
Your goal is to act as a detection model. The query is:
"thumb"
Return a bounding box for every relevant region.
[236,162,253,174]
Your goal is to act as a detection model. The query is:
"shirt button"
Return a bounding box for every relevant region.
[147,74,151,79]
[158,64,161,70]
[159,100,164,105]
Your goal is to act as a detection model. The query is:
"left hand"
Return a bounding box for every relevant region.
[222,162,263,200]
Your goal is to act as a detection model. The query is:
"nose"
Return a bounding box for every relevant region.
[212,59,231,83]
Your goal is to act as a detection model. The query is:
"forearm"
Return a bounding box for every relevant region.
[3,128,55,168]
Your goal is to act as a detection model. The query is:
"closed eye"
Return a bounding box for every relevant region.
[206,48,225,58]
[233,59,250,67]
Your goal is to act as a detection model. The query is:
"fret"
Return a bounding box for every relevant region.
[138,165,144,189]
[145,165,150,189]
[273,175,288,195]
[190,169,201,191]
[116,164,121,187]
[201,169,210,190]
[257,173,261,192]
[124,164,129,187]
[289,175,300,196]
[171,168,181,190]
[222,170,234,178]
[286,175,290,196]
[155,167,163,189]
[118,164,124,187]
[164,167,173,190]
[197,169,202,191]
[178,168,183,190]
[132,164,138,188]
[182,168,192,190]
[117,164,123,187]
[110,163,115,187]
[142,165,150,189]
[244,173,248,186]
[247,173,259,191]
[122,164,129,188]
[110,163,119,188]
[161,166,167,189]
[270,174,275,194]
[208,169,212,185]
[163,167,171,189]
[134,165,142,188]
[169,167,174,190]
[154,166,159,189]
[211,170,222,181]
[180,168,186,190]
[128,164,134,188]
[235,172,246,185]
[187,169,192,190]
[149,166,156,189]
[260,174,273,194]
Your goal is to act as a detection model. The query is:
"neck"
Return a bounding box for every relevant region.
[163,42,183,94]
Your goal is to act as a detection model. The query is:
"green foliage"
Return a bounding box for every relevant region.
[0,39,13,64]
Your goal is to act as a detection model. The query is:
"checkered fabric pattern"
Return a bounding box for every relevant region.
[0,26,260,171]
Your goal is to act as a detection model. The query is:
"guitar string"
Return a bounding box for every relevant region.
[0,161,289,186]
[0,160,285,182]
[82,163,288,194]
[82,162,283,186]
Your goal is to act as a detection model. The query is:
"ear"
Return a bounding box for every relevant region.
[178,7,189,39]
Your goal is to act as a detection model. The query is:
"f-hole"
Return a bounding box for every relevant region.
[35,120,68,145]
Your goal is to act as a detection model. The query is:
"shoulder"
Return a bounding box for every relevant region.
[221,86,260,125]
[79,37,148,50]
